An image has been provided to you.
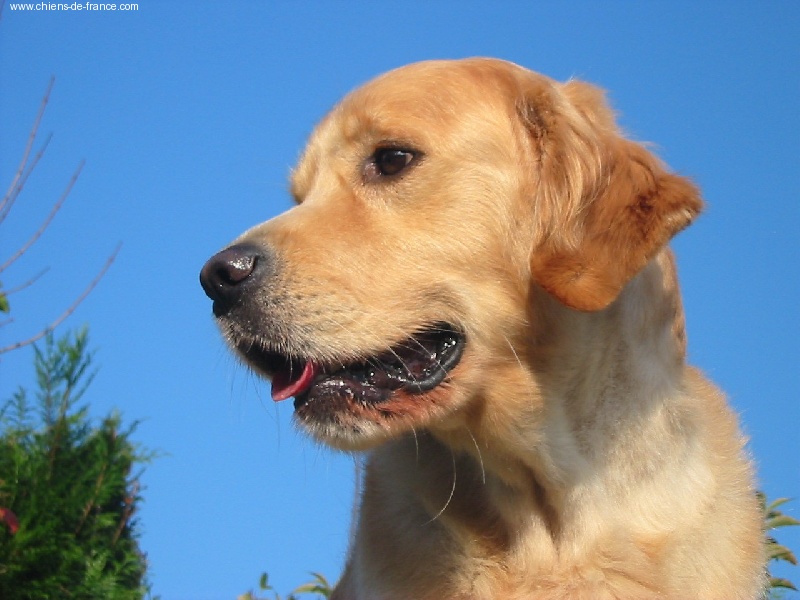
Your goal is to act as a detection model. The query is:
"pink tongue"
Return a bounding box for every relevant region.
[271,361,317,402]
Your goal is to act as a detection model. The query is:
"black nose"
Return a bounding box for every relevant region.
[200,243,269,314]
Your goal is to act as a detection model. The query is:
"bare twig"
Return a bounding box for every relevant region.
[0,160,84,274]
[1,76,120,357]
[2,267,50,297]
[0,76,54,223]
[0,243,122,355]
[0,268,49,329]
[0,133,53,225]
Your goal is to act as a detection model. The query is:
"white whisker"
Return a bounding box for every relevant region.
[465,425,486,485]
[410,425,420,461]
[424,449,457,525]
[504,334,524,372]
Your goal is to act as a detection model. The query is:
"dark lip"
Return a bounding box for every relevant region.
[296,323,465,409]
[235,323,465,407]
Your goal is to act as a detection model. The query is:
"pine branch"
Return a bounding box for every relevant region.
[112,479,139,547]
[75,462,108,537]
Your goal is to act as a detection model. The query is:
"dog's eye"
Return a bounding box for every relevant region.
[365,148,416,181]
[376,149,414,175]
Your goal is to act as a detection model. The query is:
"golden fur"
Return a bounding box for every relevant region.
[205,58,765,598]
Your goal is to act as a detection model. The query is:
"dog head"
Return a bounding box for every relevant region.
[200,58,702,450]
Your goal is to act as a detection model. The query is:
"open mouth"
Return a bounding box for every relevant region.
[237,323,465,409]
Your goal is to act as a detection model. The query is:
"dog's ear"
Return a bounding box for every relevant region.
[519,78,703,312]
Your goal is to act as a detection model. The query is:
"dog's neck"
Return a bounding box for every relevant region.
[424,249,691,540]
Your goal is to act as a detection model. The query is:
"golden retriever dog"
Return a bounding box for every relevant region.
[200,58,765,599]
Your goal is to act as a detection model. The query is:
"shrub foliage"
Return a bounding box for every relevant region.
[0,329,153,599]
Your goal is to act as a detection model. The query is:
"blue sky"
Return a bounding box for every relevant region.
[1,1,798,598]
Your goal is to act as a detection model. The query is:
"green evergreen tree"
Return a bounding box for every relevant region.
[0,329,154,599]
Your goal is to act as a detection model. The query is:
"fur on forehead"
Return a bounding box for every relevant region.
[291,57,702,312]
